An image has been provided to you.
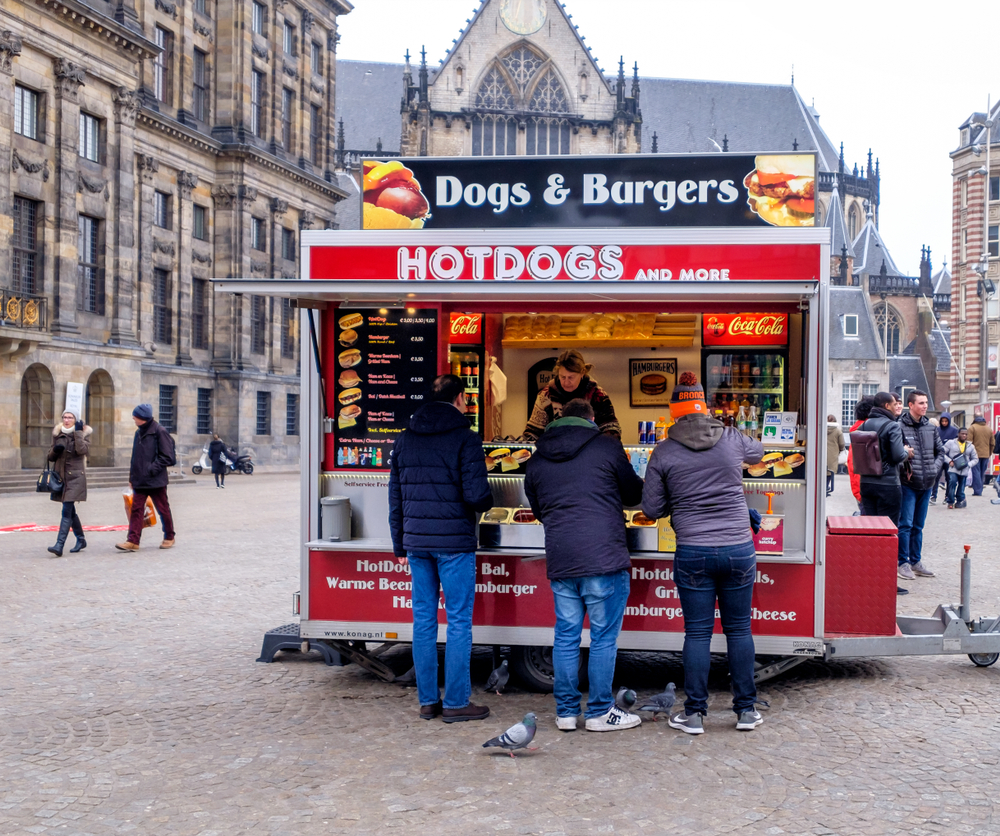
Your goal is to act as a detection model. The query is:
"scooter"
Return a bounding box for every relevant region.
[191,445,254,475]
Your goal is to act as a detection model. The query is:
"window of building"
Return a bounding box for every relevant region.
[525,70,571,156]
[862,383,879,398]
[153,268,172,345]
[251,217,266,251]
[251,70,264,137]
[79,112,100,162]
[256,391,271,435]
[13,197,41,295]
[310,103,322,166]
[841,383,859,429]
[990,175,999,203]
[192,278,207,349]
[283,21,295,55]
[989,225,998,258]
[194,0,207,15]
[842,314,858,337]
[988,294,1000,321]
[14,85,40,140]
[158,385,177,433]
[874,303,902,355]
[286,393,299,436]
[154,27,173,104]
[154,191,171,229]
[848,205,859,240]
[281,297,296,358]
[961,177,968,208]
[281,88,294,151]
[251,294,266,354]
[193,49,209,122]
[78,215,102,314]
[962,228,968,263]
[472,66,516,156]
[281,227,295,261]
[252,0,265,34]
[311,41,322,74]
[197,388,212,434]
[193,204,207,241]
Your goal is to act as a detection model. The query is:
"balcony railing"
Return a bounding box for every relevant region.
[933,293,952,313]
[868,274,921,296]
[1,287,47,331]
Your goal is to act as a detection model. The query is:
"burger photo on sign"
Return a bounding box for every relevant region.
[743,154,815,228]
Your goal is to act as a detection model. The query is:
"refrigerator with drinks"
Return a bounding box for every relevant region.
[448,312,489,438]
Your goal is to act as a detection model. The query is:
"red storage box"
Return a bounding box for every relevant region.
[824,515,898,636]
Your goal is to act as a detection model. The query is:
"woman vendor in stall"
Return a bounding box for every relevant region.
[522,349,621,441]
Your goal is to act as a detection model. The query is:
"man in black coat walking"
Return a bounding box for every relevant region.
[388,375,493,723]
[524,399,644,733]
[116,403,177,552]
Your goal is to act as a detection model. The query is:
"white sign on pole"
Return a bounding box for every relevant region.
[64,382,84,420]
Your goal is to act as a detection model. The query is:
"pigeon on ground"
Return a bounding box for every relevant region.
[482,712,538,758]
[484,659,510,695]
[615,687,637,712]
[395,665,416,687]
[637,682,676,721]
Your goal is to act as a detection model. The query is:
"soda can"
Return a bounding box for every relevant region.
[638,421,647,444]
[643,421,655,445]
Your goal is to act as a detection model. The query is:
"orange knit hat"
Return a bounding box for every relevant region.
[669,371,708,419]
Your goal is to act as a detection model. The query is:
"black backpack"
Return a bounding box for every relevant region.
[850,419,890,477]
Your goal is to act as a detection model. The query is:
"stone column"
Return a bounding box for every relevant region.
[211,183,238,370]
[50,58,86,335]
[269,197,287,372]
[110,86,140,345]
[136,154,159,352]
[175,171,197,365]
[237,185,258,370]
[0,32,23,282]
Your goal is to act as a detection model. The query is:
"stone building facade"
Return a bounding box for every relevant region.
[0,0,351,471]
[948,101,1000,420]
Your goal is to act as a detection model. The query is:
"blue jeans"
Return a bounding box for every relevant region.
[971,458,985,495]
[407,551,476,710]
[946,473,967,506]
[897,486,931,566]
[550,570,630,719]
[673,540,757,716]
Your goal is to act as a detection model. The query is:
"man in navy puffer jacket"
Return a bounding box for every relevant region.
[389,374,493,723]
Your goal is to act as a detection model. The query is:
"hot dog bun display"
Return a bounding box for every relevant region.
[362,161,431,229]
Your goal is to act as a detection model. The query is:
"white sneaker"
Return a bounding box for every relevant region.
[585,706,641,732]
[555,715,579,732]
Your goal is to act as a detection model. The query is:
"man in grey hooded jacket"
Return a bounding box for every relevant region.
[642,372,764,735]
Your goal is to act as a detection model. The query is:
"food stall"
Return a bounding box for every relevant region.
[228,153,1000,687]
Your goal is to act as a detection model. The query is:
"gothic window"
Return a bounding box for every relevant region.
[526,117,570,156]
[528,70,568,113]
[501,47,542,93]
[874,303,902,355]
[475,66,515,111]
[472,114,517,156]
[848,204,859,240]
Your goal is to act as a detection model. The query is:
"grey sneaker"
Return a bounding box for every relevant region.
[736,709,764,731]
[929,496,937,505]
[585,706,641,732]
[897,563,916,581]
[668,711,704,735]
[912,562,936,578]
[555,715,579,732]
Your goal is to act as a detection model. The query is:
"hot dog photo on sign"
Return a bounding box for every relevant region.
[362,161,431,229]
[743,154,815,227]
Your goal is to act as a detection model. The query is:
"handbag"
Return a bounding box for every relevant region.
[837,449,848,466]
[36,466,64,494]
[123,489,159,529]
[952,452,969,470]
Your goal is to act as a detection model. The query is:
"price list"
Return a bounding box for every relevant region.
[332,308,438,469]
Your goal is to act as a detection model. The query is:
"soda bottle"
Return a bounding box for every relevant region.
[638,448,649,478]
[654,416,668,443]
[749,404,759,439]
[737,405,748,435]
[375,447,383,467]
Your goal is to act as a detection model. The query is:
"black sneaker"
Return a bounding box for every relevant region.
[897,586,909,595]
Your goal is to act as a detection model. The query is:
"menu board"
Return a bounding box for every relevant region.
[332,308,439,469]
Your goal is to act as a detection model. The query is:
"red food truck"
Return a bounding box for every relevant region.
[225,153,1000,687]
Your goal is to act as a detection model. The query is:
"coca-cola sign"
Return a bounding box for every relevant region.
[450,312,483,343]
[703,313,789,346]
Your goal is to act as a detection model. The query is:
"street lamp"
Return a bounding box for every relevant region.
[969,97,995,405]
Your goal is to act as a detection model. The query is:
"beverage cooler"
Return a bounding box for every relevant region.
[701,313,789,429]
[448,312,501,440]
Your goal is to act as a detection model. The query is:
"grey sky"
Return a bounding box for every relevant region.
[338,0,999,276]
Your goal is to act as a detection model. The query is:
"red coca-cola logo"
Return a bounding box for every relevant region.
[703,313,788,346]
[727,315,786,337]
[706,317,727,338]
[450,313,482,341]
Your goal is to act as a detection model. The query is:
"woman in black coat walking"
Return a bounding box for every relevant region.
[208,433,227,488]
[46,410,92,556]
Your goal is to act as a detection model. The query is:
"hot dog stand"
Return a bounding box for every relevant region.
[225,153,1000,687]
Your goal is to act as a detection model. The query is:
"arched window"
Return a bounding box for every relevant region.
[472,66,517,156]
[86,369,115,467]
[526,69,570,155]
[874,303,902,355]
[848,204,859,240]
[20,363,54,469]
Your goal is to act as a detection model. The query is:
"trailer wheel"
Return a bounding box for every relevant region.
[509,646,588,693]
[191,465,202,475]
[968,652,1000,667]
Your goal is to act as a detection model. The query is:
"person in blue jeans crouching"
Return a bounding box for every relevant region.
[388,374,494,723]
[642,372,766,734]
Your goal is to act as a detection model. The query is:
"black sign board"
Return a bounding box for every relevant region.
[332,308,438,469]
[362,153,817,230]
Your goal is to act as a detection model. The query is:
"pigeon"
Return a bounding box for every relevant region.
[637,682,676,721]
[482,712,538,758]
[484,659,509,695]
[615,687,637,712]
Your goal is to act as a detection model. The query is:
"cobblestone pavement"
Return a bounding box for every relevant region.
[3,473,1000,836]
